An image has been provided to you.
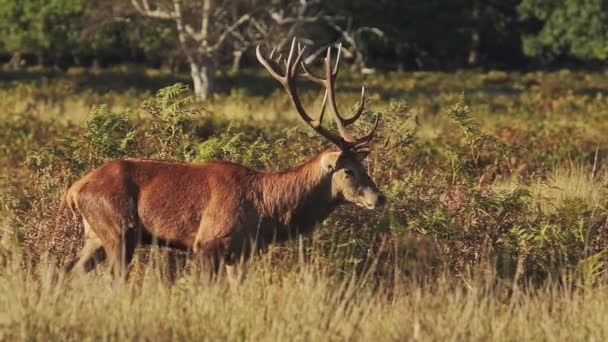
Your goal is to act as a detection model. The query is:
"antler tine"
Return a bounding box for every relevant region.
[300,61,325,86]
[315,89,329,127]
[256,44,285,81]
[317,44,377,149]
[321,45,356,143]
[332,42,342,76]
[257,38,379,151]
[298,43,341,85]
[353,113,380,149]
[290,42,306,78]
[256,39,345,148]
[284,38,297,80]
[324,44,364,127]
[342,87,366,126]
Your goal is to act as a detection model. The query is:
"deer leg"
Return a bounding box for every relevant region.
[225,264,238,287]
[64,237,105,275]
[64,218,106,275]
[92,220,136,280]
[195,237,231,282]
[197,240,221,280]
[225,259,249,287]
[224,243,249,287]
[104,236,124,279]
[96,196,138,280]
[104,230,138,280]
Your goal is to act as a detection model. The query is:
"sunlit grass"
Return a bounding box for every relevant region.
[0,250,607,341]
[495,164,608,214]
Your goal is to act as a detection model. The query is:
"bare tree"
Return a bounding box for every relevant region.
[130,0,327,99]
[226,0,327,73]
[326,17,384,73]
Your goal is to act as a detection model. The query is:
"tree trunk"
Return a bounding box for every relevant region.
[468,30,480,66]
[468,2,480,66]
[190,59,215,99]
[231,50,244,73]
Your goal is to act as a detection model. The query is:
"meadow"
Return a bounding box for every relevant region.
[0,66,607,340]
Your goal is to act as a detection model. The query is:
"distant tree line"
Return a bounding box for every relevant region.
[1,0,607,96]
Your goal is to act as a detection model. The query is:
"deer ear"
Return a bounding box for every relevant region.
[321,151,341,172]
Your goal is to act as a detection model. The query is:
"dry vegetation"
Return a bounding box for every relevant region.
[1,67,608,340]
[1,254,608,341]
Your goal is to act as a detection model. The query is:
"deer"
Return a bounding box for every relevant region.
[63,39,385,280]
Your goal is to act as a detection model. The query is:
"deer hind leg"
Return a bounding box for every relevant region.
[87,202,138,280]
[104,236,126,280]
[64,218,106,275]
[102,226,140,280]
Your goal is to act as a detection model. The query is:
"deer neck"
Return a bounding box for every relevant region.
[253,150,339,231]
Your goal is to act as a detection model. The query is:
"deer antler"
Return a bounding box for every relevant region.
[256,38,379,151]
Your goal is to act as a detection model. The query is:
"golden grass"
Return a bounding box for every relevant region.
[0,252,607,341]
[495,164,608,214]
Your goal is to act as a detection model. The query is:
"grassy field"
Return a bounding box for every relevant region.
[1,66,607,340]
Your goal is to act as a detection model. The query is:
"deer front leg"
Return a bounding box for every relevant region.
[225,264,239,287]
[193,236,231,281]
[223,236,265,287]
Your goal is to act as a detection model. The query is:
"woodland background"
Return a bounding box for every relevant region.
[2,0,608,95]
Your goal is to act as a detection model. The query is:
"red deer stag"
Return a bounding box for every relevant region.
[64,39,385,278]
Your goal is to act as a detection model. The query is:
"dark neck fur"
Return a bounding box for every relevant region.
[250,150,340,234]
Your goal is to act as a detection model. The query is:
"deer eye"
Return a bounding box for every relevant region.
[344,169,354,177]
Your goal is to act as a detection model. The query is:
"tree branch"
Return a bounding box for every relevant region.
[171,0,195,63]
[130,0,177,19]
[207,13,253,53]
[270,11,326,25]
[325,16,384,70]
[201,0,212,46]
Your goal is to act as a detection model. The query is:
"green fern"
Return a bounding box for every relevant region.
[143,83,205,159]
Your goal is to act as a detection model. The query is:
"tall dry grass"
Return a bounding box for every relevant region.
[0,248,607,341]
[495,164,608,214]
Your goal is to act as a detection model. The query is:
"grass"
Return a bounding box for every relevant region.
[495,164,608,214]
[1,252,607,341]
[1,66,608,340]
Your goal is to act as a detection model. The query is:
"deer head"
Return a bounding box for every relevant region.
[257,39,385,210]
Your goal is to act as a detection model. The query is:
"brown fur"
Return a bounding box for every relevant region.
[65,40,386,279]
[64,148,384,278]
